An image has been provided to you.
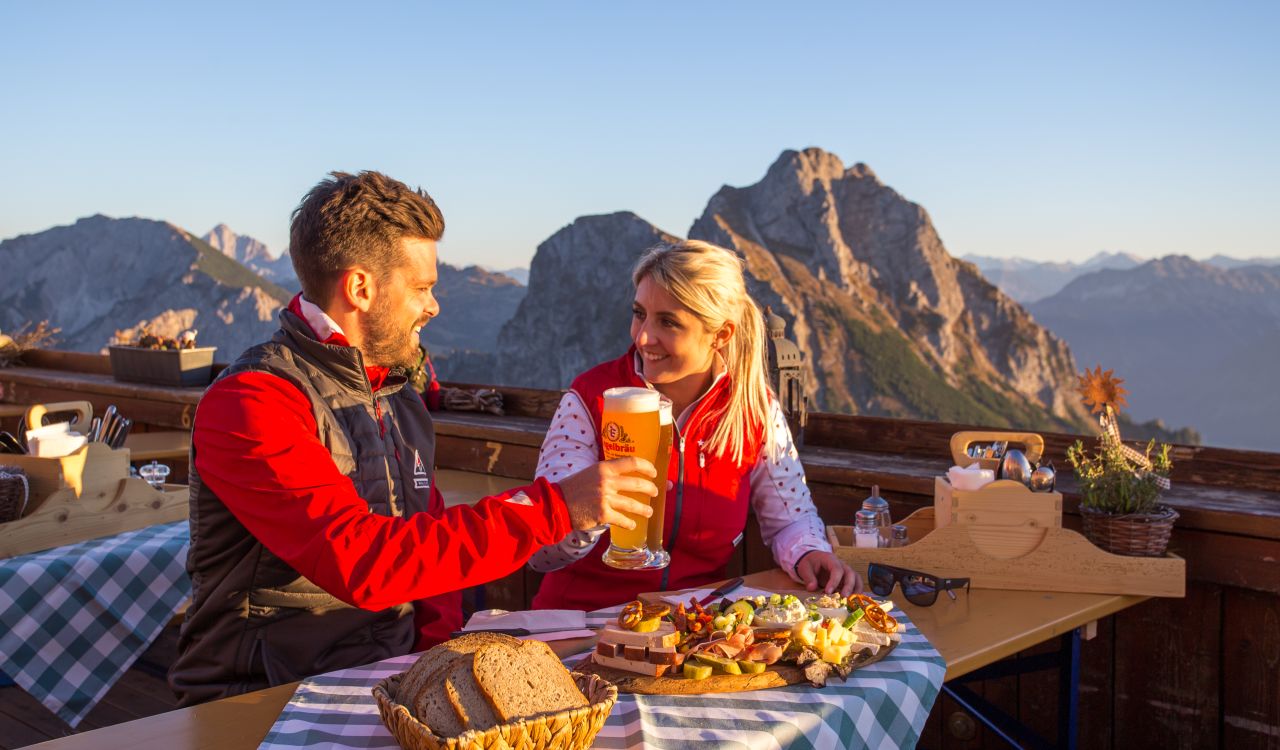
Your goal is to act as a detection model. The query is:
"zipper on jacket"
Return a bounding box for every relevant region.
[659,432,687,591]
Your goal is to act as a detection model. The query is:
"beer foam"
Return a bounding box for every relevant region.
[659,398,672,425]
[602,387,660,413]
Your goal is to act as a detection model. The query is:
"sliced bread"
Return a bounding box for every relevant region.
[412,662,468,738]
[442,655,502,732]
[396,629,522,711]
[473,640,588,723]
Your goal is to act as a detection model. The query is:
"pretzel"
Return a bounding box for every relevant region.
[618,600,644,630]
[847,594,898,633]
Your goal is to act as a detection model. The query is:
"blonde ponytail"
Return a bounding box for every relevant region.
[632,240,780,465]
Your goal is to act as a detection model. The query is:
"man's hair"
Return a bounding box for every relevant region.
[288,171,445,304]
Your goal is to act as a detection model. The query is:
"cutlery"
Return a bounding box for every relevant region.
[448,626,591,638]
[697,576,745,606]
[0,431,24,454]
[111,418,132,449]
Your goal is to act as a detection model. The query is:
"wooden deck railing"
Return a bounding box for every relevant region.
[2,352,1278,749]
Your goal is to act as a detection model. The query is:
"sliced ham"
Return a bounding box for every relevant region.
[743,642,784,665]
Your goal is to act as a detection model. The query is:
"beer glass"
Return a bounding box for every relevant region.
[600,387,661,569]
[641,396,673,569]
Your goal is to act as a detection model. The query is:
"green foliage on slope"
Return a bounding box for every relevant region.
[183,231,292,304]
[820,301,1071,432]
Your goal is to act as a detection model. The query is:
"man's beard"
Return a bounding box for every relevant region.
[359,297,421,370]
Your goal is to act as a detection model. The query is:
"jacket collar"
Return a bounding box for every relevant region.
[280,294,405,396]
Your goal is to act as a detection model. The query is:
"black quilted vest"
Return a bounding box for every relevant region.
[170,309,435,705]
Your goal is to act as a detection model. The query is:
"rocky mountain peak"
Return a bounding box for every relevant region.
[692,148,1091,426]
[495,212,680,389]
[496,149,1091,431]
[201,224,296,289]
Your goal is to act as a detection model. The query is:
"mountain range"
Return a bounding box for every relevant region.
[494,149,1095,433]
[965,251,1280,304]
[10,147,1277,448]
[1029,256,1280,451]
[0,217,521,361]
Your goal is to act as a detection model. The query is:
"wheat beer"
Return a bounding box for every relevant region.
[601,387,661,569]
[642,396,673,569]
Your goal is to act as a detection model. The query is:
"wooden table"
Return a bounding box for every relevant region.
[28,566,1144,750]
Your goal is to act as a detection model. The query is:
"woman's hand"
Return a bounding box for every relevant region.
[795,550,862,597]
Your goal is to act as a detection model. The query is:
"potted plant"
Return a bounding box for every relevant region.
[108,328,216,388]
[1066,366,1178,556]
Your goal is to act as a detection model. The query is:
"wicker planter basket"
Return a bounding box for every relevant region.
[0,466,29,523]
[1080,504,1179,557]
[373,670,617,750]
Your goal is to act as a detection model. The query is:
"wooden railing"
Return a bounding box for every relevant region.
[2,353,1278,748]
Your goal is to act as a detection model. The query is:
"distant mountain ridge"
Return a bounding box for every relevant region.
[964,252,1144,303]
[495,148,1095,433]
[203,224,299,291]
[966,251,1280,303]
[0,215,288,355]
[0,216,529,365]
[1030,256,1280,450]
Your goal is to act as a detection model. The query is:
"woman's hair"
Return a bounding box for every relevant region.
[632,240,779,464]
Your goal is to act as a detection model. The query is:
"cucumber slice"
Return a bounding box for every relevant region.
[693,652,742,674]
[633,616,662,633]
[726,599,755,626]
[737,660,767,674]
[682,662,712,680]
[843,608,865,629]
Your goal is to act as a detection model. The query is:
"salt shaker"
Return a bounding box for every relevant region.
[861,484,892,546]
[854,510,881,548]
[890,524,909,548]
[139,460,170,489]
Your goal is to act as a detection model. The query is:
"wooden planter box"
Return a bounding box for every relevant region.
[108,345,216,387]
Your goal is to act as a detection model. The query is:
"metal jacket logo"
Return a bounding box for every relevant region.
[603,421,636,454]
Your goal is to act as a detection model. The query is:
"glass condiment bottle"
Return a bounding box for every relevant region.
[854,510,881,548]
[139,460,170,489]
[861,484,892,546]
[890,524,909,548]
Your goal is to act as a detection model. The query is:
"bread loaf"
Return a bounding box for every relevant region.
[397,634,588,738]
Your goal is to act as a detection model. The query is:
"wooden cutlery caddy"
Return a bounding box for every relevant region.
[0,401,188,559]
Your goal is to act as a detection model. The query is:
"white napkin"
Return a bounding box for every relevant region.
[660,585,778,605]
[461,608,593,641]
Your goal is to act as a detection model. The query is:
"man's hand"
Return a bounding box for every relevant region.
[557,457,657,531]
[795,551,862,596]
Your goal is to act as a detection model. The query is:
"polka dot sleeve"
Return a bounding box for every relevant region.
[527,391,607,573]
[748,400,832,579]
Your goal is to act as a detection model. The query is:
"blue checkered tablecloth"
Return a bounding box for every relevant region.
[0,522,191,727]
[259,603,945,749]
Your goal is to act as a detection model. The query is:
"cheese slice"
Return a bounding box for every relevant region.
[592,652,671,677]
[850,624,892,647]
[598,623,680,648]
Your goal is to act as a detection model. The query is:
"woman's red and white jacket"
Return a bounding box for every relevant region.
[529,349,831,611]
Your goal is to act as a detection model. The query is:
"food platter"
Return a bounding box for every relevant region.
[572,590,905,695]
[572,637,897,694]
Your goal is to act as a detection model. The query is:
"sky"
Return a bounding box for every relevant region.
[2,2,1277,270]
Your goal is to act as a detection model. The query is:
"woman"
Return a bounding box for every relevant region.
[530,239,859,611]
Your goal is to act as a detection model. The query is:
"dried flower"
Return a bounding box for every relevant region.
[1077,365,1129,415]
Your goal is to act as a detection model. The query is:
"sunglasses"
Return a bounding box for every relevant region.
[867,563,970,607]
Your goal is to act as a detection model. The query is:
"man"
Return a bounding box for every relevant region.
[170,171,656,705]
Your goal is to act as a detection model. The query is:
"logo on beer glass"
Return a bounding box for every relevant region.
[603,421,635,454]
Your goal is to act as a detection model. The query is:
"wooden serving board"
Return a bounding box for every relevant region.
[569,640,898,695]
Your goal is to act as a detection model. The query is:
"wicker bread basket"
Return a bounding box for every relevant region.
[373,670,617,750]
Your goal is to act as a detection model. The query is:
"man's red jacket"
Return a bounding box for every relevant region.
[192,297,572,649]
